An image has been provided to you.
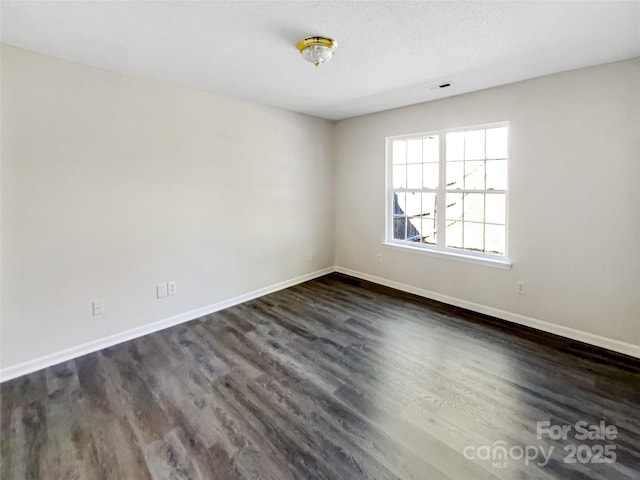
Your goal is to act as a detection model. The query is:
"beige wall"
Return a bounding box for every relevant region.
[1,45,334,369]
[2,44,638,373]
[334,58,640,347]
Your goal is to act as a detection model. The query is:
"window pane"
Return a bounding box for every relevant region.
[446,193,463,220]
[486,127,507,159]
[407,164,422,189]
[393,217,407,240]
[465,130,485,160]
[393,165,406,189]
[392,139,407,164]
[446,220,462,249]
[463,193,484,223]
[485,224,505,255]
[446,132,464,161]
[423,135,439,162]
[421,218,437,244]
[486,160,507,190]
[421,193,437,220]
[393,192,406,215]
[407,217,421,242]
[464,222,484,252]
[407,138,422,163]
[405,192,421,217]
[446,161,464,189]
[485,194,506,225]
[423,163,439,189]
[464,161,485,190]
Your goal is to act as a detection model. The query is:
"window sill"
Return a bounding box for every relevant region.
[382,242,512,269]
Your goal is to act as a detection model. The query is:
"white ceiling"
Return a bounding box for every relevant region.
[1,1,639,120]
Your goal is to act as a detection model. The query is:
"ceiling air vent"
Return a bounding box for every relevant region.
[427,82,455,90]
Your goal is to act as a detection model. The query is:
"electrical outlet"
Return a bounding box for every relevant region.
[157,283,168,298]
[168,281,177,296]
[376,253,382,263]
[92,300,104,316]
[516,281,526,295]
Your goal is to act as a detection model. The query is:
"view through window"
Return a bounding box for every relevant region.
[387,123,508,260]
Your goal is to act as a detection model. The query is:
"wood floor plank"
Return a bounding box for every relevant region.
[1,273,638,479]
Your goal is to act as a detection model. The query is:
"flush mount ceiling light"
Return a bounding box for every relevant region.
[297,36,337,67]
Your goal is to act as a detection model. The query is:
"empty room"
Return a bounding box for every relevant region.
[1,1,639,479]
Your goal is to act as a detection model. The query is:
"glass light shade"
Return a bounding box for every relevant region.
[301,45,334,66]
[297,37,337,67]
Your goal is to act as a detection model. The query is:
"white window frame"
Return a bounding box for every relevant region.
[384,122,511,268]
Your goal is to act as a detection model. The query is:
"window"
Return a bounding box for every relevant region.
[386,123,508,263]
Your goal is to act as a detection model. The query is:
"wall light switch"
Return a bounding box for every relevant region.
[168,281,177,296]
[157,283,168,298]
[92,300,104,316]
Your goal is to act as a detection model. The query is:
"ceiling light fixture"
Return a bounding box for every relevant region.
[297,36,337,67]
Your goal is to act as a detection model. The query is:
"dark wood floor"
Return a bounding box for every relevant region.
[1,273,639,479]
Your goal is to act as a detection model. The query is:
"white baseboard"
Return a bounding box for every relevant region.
[2,264,637,382]
[0,267,334,383]
[335,266,640,359]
